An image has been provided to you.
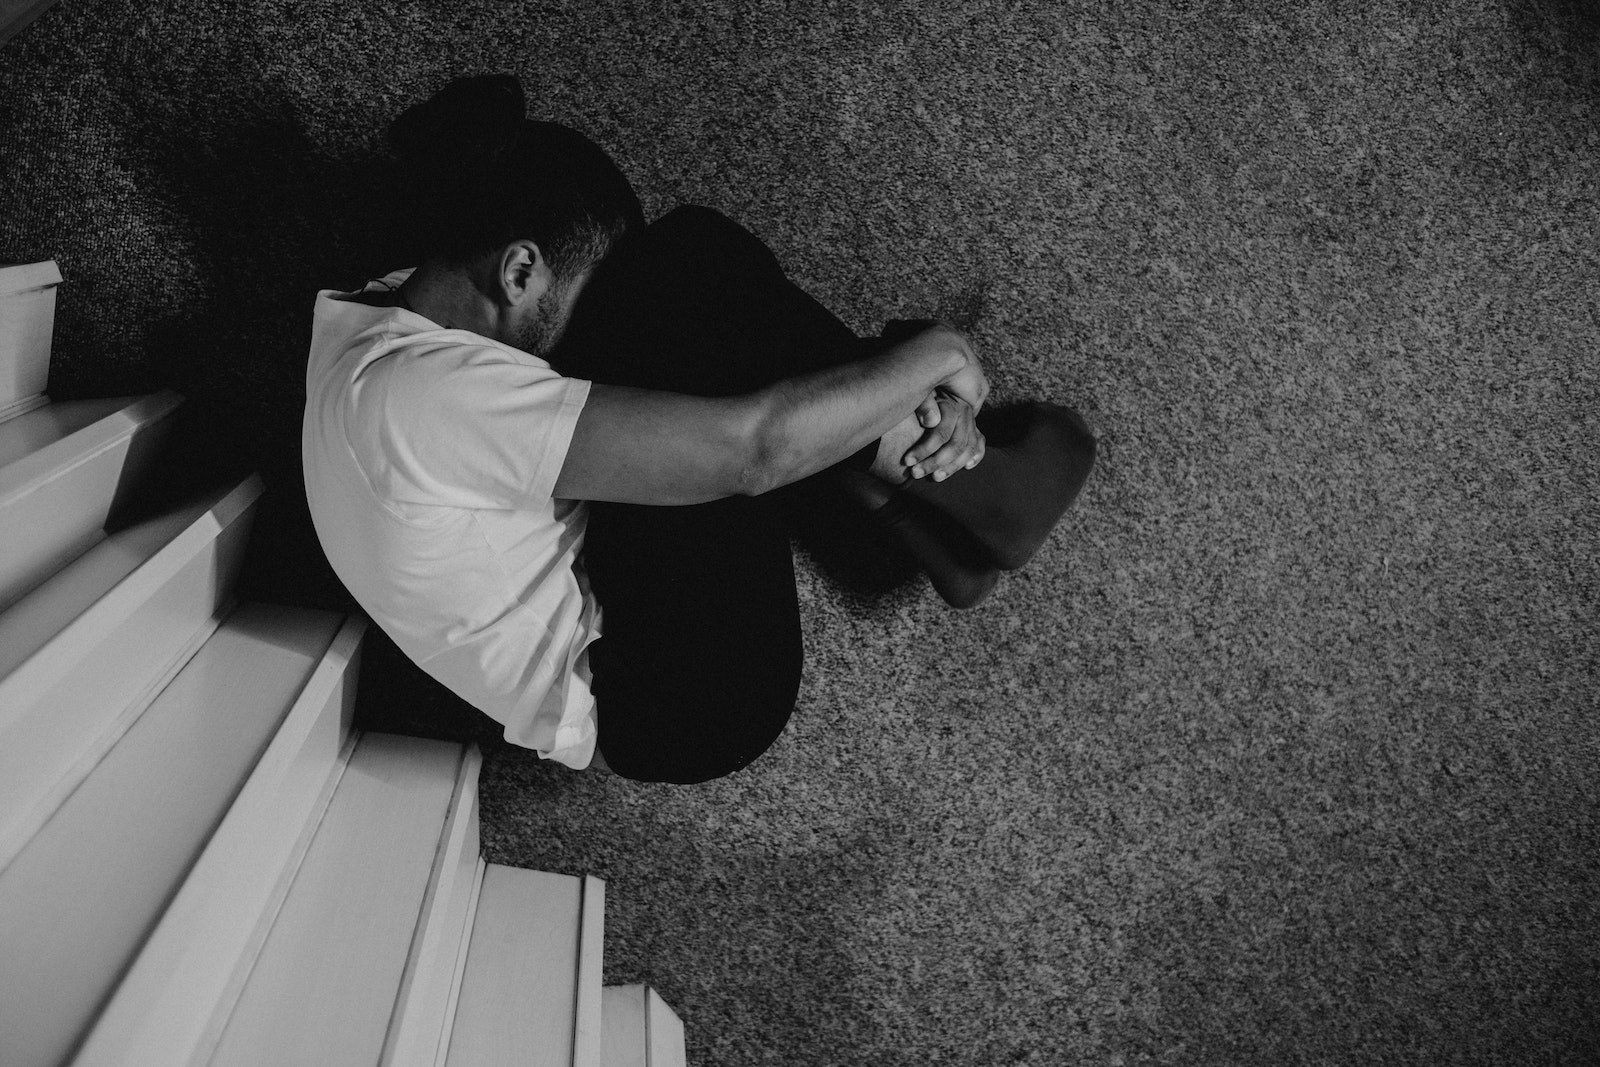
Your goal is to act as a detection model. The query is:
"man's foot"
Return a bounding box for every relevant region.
[899,401,1096,571]
[832,400,1094,605]
[834,468,1000,609]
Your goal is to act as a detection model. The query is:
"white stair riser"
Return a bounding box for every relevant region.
[435,857,487,1067]
[206,734,473,1067]
[600,988,646,1067]
[382,750,484,1067]
[0,260,60,418]
[0,486,256,870]
[71,616,366,1067]
[446,868,606,1067]
[0,391,184,611]
[0,396,127,474]
[600,986,688,1067]
[0,603,346,1067]
[575,875,606,1066]
[0,476,260,684]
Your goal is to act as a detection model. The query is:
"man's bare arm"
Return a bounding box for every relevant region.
[553,324,982,505]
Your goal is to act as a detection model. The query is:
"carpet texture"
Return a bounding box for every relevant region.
[3,1,1597,1063]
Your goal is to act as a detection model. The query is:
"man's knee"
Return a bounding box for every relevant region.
[648,204,783,281]
[600,692,796,785]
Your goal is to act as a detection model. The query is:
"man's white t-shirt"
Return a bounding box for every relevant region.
[302,269,601,768]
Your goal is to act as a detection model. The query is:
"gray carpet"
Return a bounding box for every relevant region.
[4,1,1598,1063]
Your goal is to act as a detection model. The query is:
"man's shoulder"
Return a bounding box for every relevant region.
[340,289,403,310]
[313,311,484,389]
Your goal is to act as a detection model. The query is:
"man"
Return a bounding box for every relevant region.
[303,75,1094,783]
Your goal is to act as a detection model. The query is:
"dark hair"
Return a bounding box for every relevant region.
[389,74,645,277]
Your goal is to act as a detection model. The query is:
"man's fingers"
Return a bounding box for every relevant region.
[915,394,941,429]
[923,440,977,480]
[912,428,984,481]
[905,431,945,476]
[905,393,987,477]
[902,423,953,469]
[965,436,986,470]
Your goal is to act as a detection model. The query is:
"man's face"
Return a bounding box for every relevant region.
[511,264,593,359]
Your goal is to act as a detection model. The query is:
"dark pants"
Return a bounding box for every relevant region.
[552,206,878,784]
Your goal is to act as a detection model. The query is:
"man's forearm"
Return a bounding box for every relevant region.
[747,327,971,494]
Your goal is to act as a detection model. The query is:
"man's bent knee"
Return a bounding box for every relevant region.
[599,696,795,785]
[648,204,784,280]
[592,636,801,785]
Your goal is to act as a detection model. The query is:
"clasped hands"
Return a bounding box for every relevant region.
[902,327,990,482]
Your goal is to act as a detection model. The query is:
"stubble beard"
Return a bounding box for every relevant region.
[512,281,565,359]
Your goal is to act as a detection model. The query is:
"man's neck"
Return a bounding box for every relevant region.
[397,261,502,339]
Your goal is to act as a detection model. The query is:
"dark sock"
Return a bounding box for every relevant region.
[834,469,1001,609]
[900,401,1097,571]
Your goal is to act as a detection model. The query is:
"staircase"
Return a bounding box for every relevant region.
[0,260,689,1067]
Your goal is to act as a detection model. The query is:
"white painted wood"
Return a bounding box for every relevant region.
[0,473,258,688]
[71,614,367,1067]
[0,259,60,415]
[575,876,606,1067]
[435,856,487,1067]
[0,602,346,1067]
[0,395,124,469]
[206,734,470,1067]
[0,390,182,611]
[601,986,687,1067]
[445,866,606,1067]
[0,395,125,607]
[189,730,361,1067]
[382,745,484,1067]
[0,391,49,424]
[645,991,686,1067]
[0,476,260,871]
[601,987,648,1067]
[0,260,64,292]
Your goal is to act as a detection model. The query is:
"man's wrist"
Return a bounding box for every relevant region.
[904,326,969,383]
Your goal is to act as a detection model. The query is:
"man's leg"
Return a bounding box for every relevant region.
[558,204,877,395]
[555,206,1095,781]
[581,493,803,783]
[556,206,875,784]
[882,399,1099,571]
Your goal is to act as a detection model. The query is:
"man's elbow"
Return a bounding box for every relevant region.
[730,394,794,498]
[731,462,776,498]
[732,433,785,498]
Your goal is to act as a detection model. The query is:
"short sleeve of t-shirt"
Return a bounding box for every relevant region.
[353,335,591,510]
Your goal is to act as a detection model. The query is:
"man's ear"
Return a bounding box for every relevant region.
[494,240,550,307]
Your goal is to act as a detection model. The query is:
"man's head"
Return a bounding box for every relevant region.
[390,75,644,353]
